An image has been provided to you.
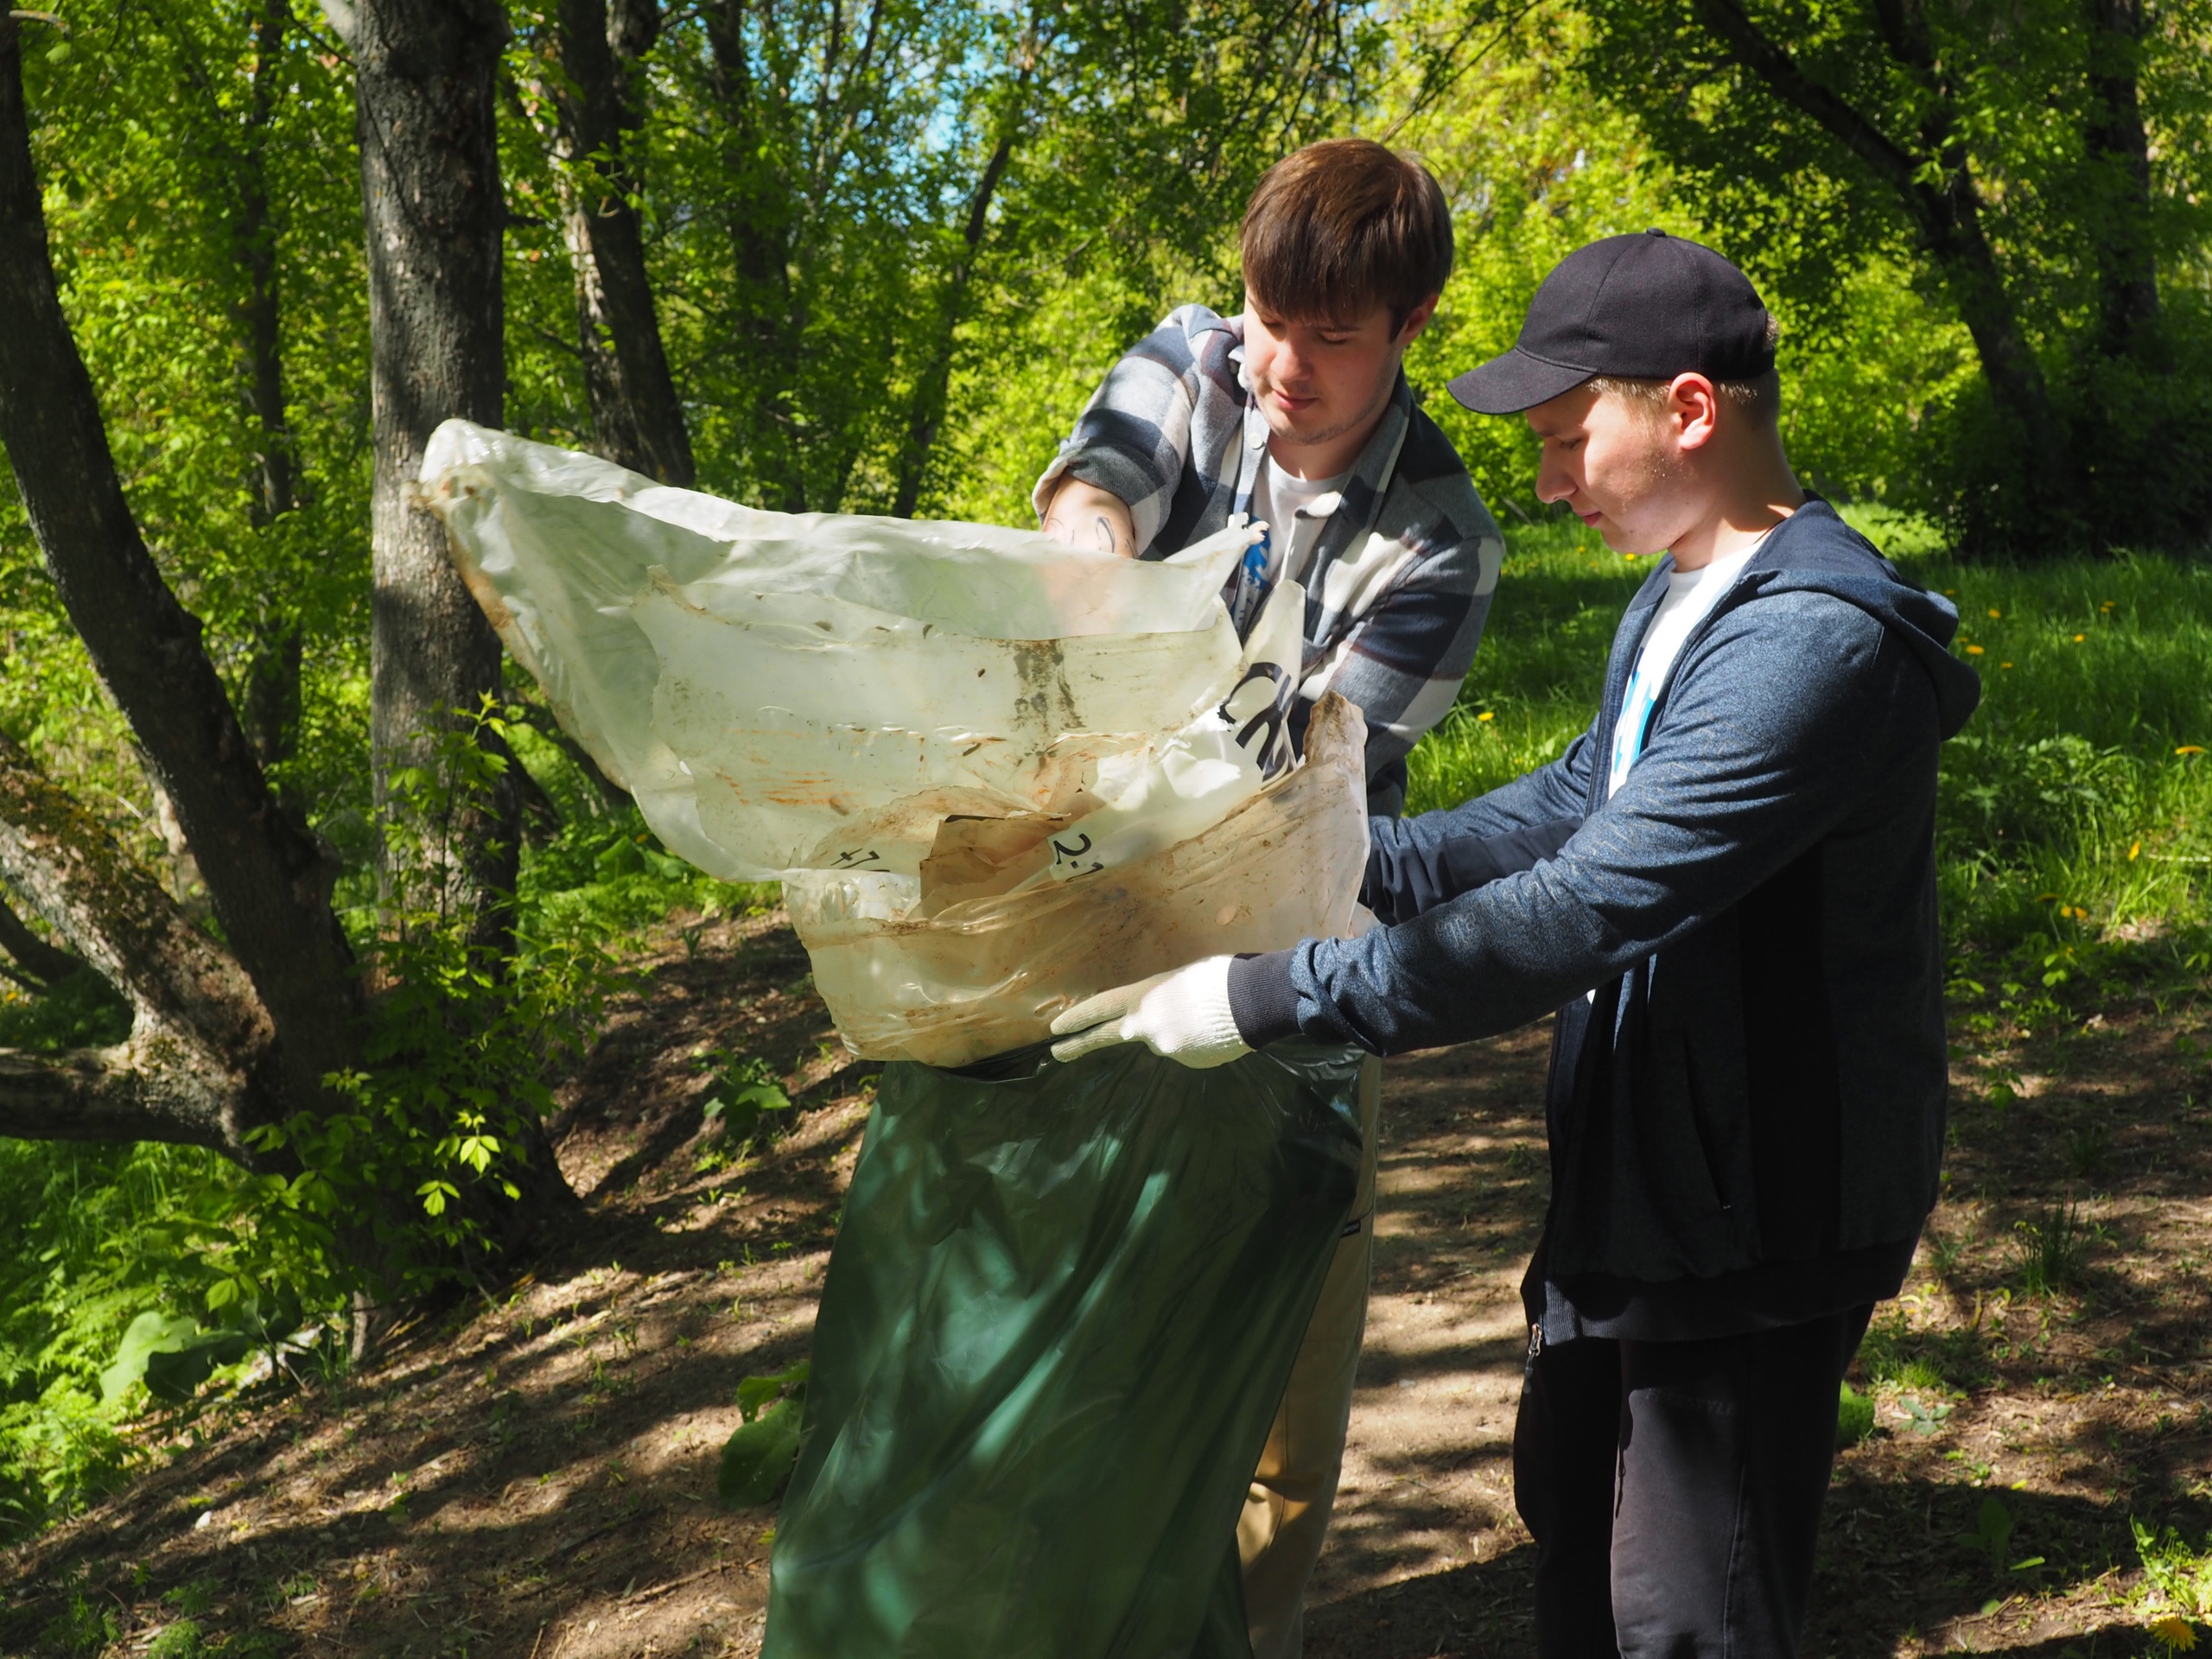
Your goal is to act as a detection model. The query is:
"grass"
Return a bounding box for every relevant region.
[1406,509,2212,970]
[2011,1197,2100,1297]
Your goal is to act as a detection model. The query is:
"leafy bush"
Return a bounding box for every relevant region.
[0,970,130,1052]
[1938,733,2133,863]
[2134,1517,2212,1624]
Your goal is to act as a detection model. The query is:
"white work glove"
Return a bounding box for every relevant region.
[1048,956,1250,1070]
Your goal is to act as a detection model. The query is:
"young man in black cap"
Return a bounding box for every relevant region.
[1052,231,1981,1655]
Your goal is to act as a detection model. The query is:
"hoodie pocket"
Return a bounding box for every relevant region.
[1635,1027,1746,1273]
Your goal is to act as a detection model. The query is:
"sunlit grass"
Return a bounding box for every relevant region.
[1405,510,2212,963]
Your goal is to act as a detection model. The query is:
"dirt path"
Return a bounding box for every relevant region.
[4,920,2209,1656]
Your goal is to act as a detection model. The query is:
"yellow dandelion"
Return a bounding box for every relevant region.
[2131,842,2143,861]
[2000,662,2013,669]
[2151,1615,2197,1652]
[1987,608,2003,619]
[1477,711,1495,722]
[1966,645,1986,656]
[2073,633,2086,642]
[2181,746,2207,757]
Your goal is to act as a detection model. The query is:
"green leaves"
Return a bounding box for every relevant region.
[1973,1494,2014,1571]
[1835,1381,1875,1448]
[717,1360,810,1510]
[98,1287,302,1408]
[697,1049,794,1144]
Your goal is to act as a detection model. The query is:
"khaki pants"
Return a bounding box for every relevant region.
[1238,1053,1382,1659]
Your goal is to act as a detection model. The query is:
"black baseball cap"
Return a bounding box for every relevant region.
[1446,230,1774,416]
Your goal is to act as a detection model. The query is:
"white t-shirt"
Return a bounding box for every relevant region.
[1605,539,1764,798]
[1249,456,1345,589]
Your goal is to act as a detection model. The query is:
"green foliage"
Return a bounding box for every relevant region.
[0,1135,279,1538]
[1574,0,2212,550]
[249,709,624,1302]
[1857,1310,1991,1395]
[0,971,130,1053]
[99,1287,302,1408]
[37,1591,118,1657]
[1834,1381,1874,1449]
[1409,518,2212,1000]
[718,1360,810,1510]
[2135,1518,2212,1620]
[697,1050,796,1146]
[146,1618,207,1659]
[2012,1198,2100,1297]
[1973,1495,2016,1572]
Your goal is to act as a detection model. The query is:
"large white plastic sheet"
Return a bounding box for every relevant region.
[421,421,1367,1065]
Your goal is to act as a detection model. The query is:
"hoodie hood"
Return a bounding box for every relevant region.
[1730,498,1982,739]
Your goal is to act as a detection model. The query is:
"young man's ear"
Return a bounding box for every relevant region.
[1668,372,1721,452]
[1395,293,1441,344]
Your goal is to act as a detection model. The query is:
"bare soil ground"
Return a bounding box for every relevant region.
[3,916,2209,1657]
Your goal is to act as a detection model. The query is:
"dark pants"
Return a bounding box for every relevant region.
[1511,1306,1872,1659]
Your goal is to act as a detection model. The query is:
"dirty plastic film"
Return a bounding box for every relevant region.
[422,422,1370,1065]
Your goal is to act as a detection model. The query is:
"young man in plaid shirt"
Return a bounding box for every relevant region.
[1037,137,1504,1659]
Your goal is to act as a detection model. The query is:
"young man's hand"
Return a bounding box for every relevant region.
[1039,476,1140,559]
[1048,957,1249,1068]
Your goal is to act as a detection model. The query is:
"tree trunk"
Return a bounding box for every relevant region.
[545,0,695,486]
[703,0,809,512]
[337,0,520,927]
[238,0,308,774]
[239,0,301,532]
[1,14,580,1301]
[0,15,363,1116]
[242,625,305,773]
[2083,0,2161,362]
[0,733,282,1155]
[1688,0,2087,537]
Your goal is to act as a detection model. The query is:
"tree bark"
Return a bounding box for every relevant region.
[0,15,363,1116]
[239,0,301,533]
[334,0,520,928]
[0,732,282,1155]
[238,0,308,773]
[1688,0,2087,531]
[544,0,695,485]
[703,0,810,512]
[2083,0,2161,362]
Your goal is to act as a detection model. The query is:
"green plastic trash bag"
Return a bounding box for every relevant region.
[762,1038,1366,1659]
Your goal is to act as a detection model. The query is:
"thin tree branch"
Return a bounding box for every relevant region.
[1688,0,1928,212]
[1379,0,1549,143]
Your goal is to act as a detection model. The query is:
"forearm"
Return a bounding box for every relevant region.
[1038,475,1139,559]
[1243,612,1925,1054]
[1363,814,1584,925]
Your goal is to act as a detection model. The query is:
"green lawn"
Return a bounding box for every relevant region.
[1407,512,2212,979]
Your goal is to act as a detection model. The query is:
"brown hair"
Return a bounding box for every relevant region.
[1587,314,1785,428]
[1240,139,1453,334]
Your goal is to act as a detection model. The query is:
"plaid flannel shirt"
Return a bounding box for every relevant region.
[1034,304,1503,817]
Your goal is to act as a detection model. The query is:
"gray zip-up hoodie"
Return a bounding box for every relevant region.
[1231,501,1981,1311]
